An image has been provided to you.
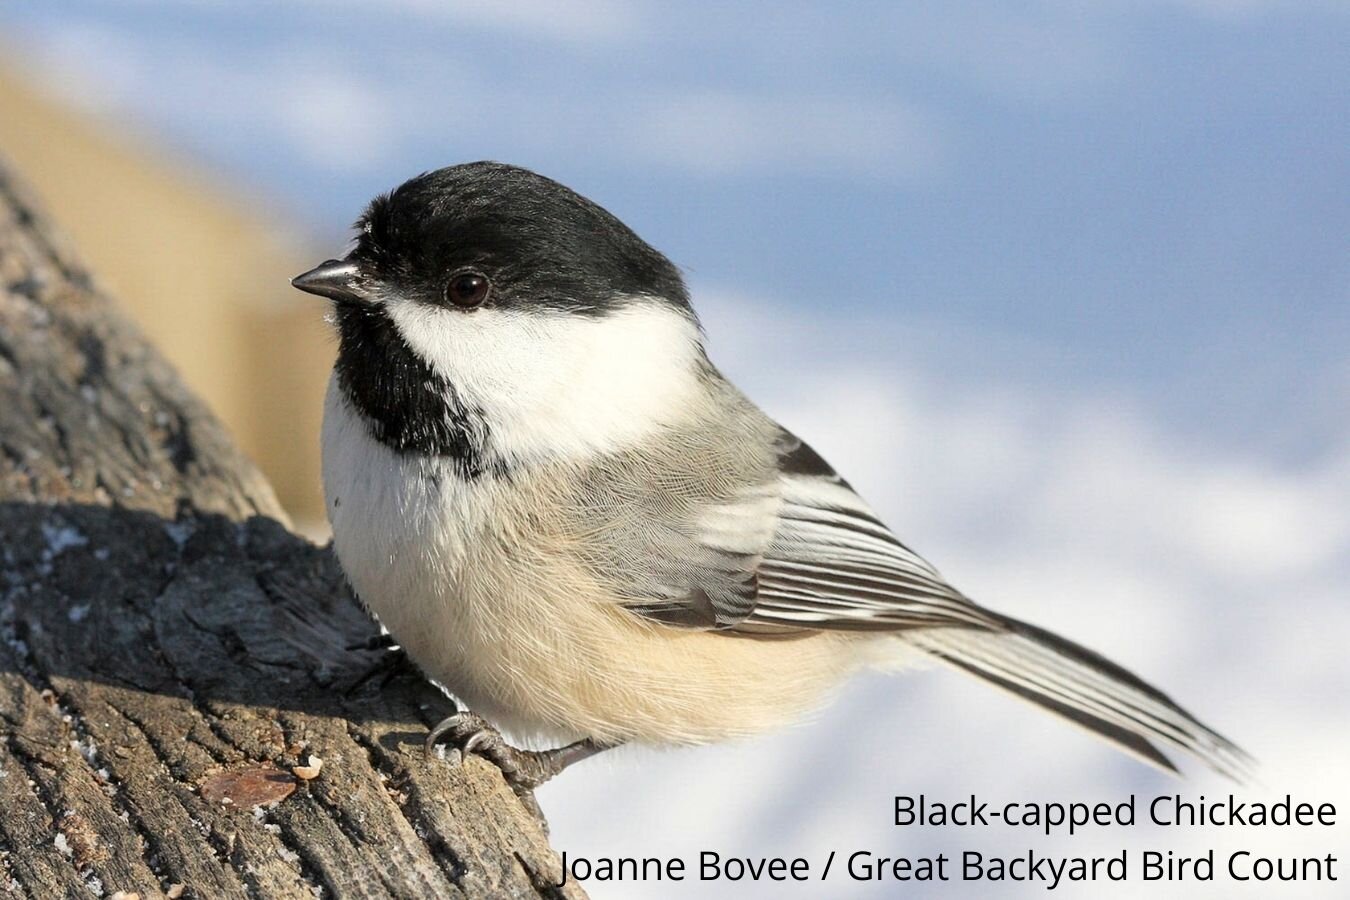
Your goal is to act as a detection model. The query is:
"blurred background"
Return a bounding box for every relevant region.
[1,2,1346,897]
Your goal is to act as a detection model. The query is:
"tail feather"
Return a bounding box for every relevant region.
[909,615,1254,782]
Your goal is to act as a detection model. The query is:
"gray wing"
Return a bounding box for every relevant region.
[572,393,783,630]
[619,426,994,636]
[736,434,997,635]
[614,475,778,630]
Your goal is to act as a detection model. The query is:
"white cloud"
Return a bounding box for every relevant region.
[890,6,1122,104]
[14,23,946,183]
[18,21,151,115]
[413,0,647,43]
[90,0,649,43]
[627,92,945,182]
[271,70,403,173]
[15,27,425,175]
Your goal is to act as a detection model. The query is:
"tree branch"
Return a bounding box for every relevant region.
[0,157,582,899]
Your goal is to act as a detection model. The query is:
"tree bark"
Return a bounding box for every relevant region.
[0,158,584,899]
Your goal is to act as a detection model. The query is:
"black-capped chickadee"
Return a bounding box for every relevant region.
[292,162,1249,790]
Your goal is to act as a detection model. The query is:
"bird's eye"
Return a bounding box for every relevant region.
[446,272,490,308]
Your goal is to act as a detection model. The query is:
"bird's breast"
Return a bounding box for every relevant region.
[321,376,594,716]
[319,373,865,746]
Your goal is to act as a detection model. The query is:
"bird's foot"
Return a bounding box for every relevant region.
[424,709,606,791]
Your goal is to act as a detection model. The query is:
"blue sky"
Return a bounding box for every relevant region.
[3,4,1348,898]
[5,1,1347,462]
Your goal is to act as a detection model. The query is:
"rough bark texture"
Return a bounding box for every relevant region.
[0,159,584,899]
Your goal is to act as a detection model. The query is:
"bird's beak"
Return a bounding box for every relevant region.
[291,258,372,305]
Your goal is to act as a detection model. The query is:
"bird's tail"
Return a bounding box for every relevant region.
[908,614,1254,782]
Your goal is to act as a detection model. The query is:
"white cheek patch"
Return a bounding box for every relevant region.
[383,298,705,463]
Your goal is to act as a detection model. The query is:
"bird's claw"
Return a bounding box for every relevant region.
[424,709,561,790]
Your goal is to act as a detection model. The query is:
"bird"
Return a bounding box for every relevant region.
[292,161,1250,793]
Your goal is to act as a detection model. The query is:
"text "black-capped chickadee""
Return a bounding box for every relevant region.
[292,162,1249,790]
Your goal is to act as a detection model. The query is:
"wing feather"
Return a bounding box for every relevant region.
[741,433,997,633]
[614,415,1249,779]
